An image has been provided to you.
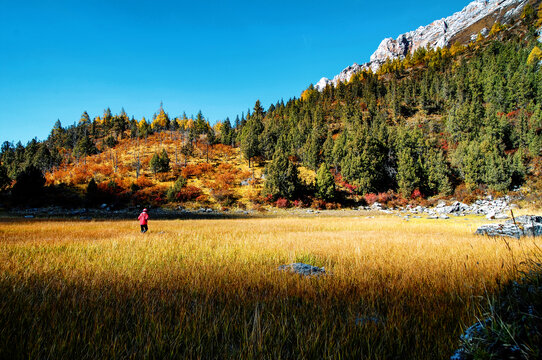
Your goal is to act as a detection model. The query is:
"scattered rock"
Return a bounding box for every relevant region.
[451,319,491,360]
[494,213,509,220]
[371,202,383,210]
[507,215,542,225]
[476,215,542,238]
[278,263,326,276]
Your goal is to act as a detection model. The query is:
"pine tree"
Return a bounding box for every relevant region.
[332,130,347,171]
[423,148,451,195]
[86,178,99,206]
[167,175,187,202]
[303,128,321,170]
[73,133,97,160]
[483,150,511,192]
[240,117,263,167]
[316,162,335,201]
[264,136,300,199]
[12,166,45,201]
[221,118,233,145]
[0,164,10,191]
[150,149,170,174]
[322,130,334,166]
[79,111,90,125]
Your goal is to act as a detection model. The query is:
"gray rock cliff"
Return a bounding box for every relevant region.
[315,0,529,91]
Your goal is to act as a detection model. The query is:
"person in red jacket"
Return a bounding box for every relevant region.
[138,208,149,233]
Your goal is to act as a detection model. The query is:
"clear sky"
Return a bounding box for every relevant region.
[0,0,470,144]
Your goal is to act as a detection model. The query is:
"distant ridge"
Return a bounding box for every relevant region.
[315,0,530,90]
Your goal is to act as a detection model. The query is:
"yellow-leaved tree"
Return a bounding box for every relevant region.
[152,104,170,130]
[527,46,542,65]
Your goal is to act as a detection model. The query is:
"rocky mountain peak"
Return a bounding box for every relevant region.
[315,0,530,91]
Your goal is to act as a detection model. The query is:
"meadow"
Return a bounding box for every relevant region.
[0,214,539,359]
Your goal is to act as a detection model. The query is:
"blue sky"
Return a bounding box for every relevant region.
[0,0,470,144]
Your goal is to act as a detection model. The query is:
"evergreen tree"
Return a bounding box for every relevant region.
[332,130,347,171]
[221,118,233,145]
[484,150,511,192]
[86,178,99,207]
[264,136,300,199]
[322,130,334,166]
[341,127,387,194]
[395,128,425,196]
[12,166,46,201]
[167,175,187,202]
[424,148,452,195]
[33,143,54,172]
[0,165,10,191]
[316,162,335,201]
[73,133,97,160]
[150,149,170,174]
[240,117,263,167]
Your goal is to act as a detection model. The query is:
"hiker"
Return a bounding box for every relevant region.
[138,208,149,233]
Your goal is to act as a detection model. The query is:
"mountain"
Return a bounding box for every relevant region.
[315,0,531,91]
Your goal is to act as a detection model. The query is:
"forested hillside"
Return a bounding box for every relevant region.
[1,4,542,209]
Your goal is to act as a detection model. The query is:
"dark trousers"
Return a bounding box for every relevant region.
[140,224,148,233]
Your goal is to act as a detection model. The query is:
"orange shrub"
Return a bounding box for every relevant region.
[239,171,252,180]
[71,167,92,185]
[90,163,113,178]
[176,185,203,201]
[135,176,154,188]
[195,194,209,203]
[211,144,235,157]
[210,188,237,205]
[214,172,235,190]
[181,163,214,178]
[311,199,326,210]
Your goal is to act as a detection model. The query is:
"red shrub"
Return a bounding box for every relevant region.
[377,192,391,203]
[411,188,423,199]
[311,199,326,210]
[364,193,378,205]
[276,198,289,208]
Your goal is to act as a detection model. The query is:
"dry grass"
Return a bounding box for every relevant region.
[0,215,539,359]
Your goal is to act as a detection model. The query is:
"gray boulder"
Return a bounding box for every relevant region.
[506,215,542,225]
[476,215,542,238]
[278,263,326,276]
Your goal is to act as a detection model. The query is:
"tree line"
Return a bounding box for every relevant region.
[1,12,542,205]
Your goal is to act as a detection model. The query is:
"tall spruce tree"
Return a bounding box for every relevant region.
[316,162,335,201]
[264,136,300,199]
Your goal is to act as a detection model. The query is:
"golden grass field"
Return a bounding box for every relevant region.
[0,214,540,359]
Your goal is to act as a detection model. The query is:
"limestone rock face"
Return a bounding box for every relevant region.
[315,0,529,91]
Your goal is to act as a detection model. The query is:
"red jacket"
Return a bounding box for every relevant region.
[138,211,149,225]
